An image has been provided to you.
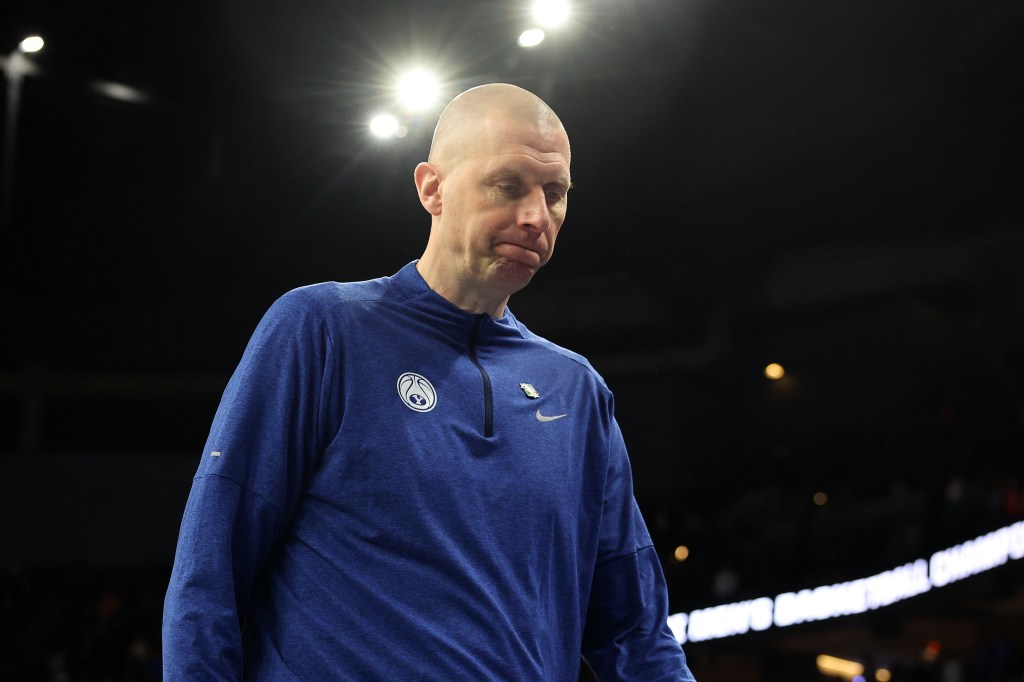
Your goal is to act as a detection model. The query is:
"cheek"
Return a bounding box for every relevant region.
[475,208,511,239]
[550,218,564,242]
[543,224,563,262]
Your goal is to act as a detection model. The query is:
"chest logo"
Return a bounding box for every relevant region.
[397,372,437,412]
[535,409,567,423]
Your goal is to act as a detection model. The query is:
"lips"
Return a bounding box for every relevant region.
[494,241,544,266]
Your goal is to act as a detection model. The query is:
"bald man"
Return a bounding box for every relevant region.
[163,84,696,681]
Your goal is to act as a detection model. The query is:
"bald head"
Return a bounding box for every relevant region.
[428,83,569,168]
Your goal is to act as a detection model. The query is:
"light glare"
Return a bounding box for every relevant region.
[369,114,400,138]
[19,35,45,53]
[518,29,546,47]
[532,0,570,28]
[396,70,439,111]
[764,363,785,380]
[674,545,690,562]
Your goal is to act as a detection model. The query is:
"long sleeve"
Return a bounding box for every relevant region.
[581,418,697,681]
[162,289,335,680]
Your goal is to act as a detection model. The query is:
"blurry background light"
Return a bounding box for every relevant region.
[813,491,828,506]
[673,545,690,562]
[92,80,150,105]
[396,69,439,111]
[531,0,570,28]
[518,29,546,47]
[18,35,44,53]
[922,640,941,663]
[764,362,785,380]
[369,113,401,138]
[817,654,865,679]
[875,669,892,682]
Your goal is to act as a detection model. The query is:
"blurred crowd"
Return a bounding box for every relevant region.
[0,564,164,682]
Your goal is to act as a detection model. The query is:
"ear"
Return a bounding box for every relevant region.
[414,162,443,216]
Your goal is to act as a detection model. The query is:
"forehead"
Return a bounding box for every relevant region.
[472,115,571,178]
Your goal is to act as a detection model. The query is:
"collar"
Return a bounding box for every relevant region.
[389,261,523,342]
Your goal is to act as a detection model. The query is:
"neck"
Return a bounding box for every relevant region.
[415,256,509,319]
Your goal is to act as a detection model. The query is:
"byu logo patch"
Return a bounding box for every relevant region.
[397,372,437,412]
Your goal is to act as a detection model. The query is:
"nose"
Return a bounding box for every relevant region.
[517,187,551,233]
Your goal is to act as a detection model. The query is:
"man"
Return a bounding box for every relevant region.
[163,83,696,681]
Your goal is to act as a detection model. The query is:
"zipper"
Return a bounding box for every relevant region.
[468,316,494,437]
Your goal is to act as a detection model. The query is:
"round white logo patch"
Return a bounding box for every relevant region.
[397,372,437,412]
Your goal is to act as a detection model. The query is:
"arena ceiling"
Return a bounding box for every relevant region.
[2,0,1021,380]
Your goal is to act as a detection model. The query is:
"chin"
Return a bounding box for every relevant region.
[491,259,537,291]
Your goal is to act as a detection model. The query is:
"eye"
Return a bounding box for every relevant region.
[495,182,522,196]
[545,186,567,204]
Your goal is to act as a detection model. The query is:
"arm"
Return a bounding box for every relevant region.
[162,290,334,680]
[581,418,697,682]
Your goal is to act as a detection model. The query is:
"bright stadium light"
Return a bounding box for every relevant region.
[396,69,439,111]
[18,36,44,54]
[518,29,546,47]
[531,0,570,28]
[369,113,400,138]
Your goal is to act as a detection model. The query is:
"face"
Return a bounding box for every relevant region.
[430,112,571,299]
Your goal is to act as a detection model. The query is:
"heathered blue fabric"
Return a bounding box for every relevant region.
[162,262,695,681]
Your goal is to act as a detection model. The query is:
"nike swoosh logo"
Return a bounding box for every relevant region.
[535,409,567,423]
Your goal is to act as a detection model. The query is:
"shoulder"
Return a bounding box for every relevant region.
[512,314,611,394]
[246,276,397,352]
[277,276,392,310]
[264,276,394,323]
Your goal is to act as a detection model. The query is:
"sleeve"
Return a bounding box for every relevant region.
[581,416,697,682]
[162,289,336,680]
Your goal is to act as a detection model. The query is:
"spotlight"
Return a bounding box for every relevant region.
[396,69,439,111]
[518,29,546,47]
[18,35,44,53]
[531,0,570,28]
[369,113,400,138]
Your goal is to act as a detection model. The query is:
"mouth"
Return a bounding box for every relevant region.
[494,242,544,267]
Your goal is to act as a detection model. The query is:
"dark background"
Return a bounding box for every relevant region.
[1,0,1022,680]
